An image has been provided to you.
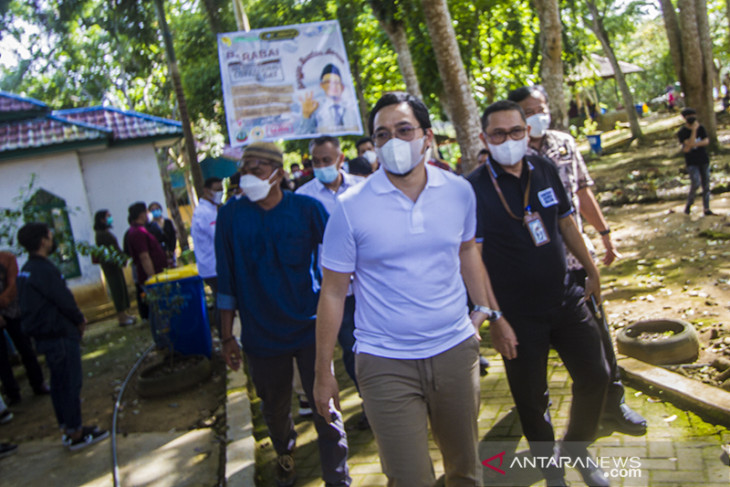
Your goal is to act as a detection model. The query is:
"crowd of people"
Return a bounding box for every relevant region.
[1,85,716,487]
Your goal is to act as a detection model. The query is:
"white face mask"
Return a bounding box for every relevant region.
[375,136,428,175]
[211,191,223,205]
[488,137,527,167]
[240,172,276,202]
[362,150,377,165]
[526,113,551,138]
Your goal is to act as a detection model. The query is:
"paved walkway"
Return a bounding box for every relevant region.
[250,346,730,487]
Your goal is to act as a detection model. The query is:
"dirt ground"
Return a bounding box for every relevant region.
[1,319,225,443]
[2,110,730,442]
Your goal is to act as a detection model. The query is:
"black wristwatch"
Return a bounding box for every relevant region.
[473,305,503,322]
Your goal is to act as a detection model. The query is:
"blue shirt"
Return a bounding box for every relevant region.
[215,192,329,357]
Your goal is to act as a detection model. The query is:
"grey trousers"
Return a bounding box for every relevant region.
[246,343,350,486]
[356,336,481,487]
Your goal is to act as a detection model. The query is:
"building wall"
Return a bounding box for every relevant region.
[80,144,167,245]
[0,150,100,287]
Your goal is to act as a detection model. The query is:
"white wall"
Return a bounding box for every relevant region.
[0,151,101,286]
[79,144,167,245]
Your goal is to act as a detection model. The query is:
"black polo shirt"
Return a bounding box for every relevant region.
[467,155,574,315]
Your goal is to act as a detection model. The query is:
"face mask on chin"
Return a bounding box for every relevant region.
[240,172,277,202]
[488,137,528,167]
[526,113,551,138]
[376,136,428,175]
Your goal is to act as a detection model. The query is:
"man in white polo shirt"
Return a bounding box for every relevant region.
[313,92,508,486]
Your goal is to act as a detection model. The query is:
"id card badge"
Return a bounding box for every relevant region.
[524,211,551,247]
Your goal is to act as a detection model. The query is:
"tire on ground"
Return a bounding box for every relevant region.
[136,355,212,398]
[616,319,700,365]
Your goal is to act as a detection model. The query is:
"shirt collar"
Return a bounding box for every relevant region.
[487,156,534,179]
[370,162,446,195]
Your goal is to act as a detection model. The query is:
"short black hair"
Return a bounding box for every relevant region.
[368,92,432,136]
[93,209,110,231]
[347,156,374,176]
[128,202,147,222]
[17,222,50,253]
[507,85,548,104]
[320,63,342,81]
[204,177,222,189]
[355,136,373,150]
[681,107,696,117]
[229,171,241,186]
[309,135,341,153]
[478,148,489,156]
[481,100,526,132]
[148,201,162,211]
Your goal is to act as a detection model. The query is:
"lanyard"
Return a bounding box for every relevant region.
[487,161,532,221]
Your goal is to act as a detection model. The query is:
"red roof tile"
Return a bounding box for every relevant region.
[55,107,182,142]
[0,116,108,153]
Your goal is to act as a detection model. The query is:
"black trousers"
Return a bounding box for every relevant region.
[0,316,45,400]
[502,291,609,471]
[568,268,625,409]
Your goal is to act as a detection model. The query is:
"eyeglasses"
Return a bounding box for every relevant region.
[240,158,274,170]
[485,127,526,144]
[373,125,422,147]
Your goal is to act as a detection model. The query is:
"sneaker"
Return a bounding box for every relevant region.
[298,399,313,419]
[275,453,297,487]
[0,409,13,425]
[67,426,109,451]
[0,442,18,459]
[704,209,717,216]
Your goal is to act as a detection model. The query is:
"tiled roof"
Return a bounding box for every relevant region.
[0,115,109,153]
[0,91,48,115]
[55,107,183,142]
[0,95,183,157]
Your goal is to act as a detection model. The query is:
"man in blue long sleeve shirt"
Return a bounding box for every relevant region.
[215,142,349,487]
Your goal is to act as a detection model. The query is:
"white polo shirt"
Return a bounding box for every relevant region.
[295,170,364,214]
[321,164,476,359]
[191,198,218,278]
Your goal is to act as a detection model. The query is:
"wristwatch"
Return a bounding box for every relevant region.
[473,305,503,322]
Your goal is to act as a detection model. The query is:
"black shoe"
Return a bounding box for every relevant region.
[67,426,109,451]
[601,403,647,436]
[704,209,717,216]
[33,384,51,396]
[684,206,691,215]
[275,453,296,487]
[560,443,610,487]
[0,442,18,459]
[355,411,370,430]
[479,356,490,376]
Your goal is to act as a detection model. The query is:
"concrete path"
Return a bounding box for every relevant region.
[248,349,730,487]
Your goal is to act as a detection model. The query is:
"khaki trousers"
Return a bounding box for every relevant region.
[356,336,481,487]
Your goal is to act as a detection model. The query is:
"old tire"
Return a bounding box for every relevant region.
[136,354,211,398]
[616,319,700,365]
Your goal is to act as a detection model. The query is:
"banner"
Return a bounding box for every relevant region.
[217,20,364,147]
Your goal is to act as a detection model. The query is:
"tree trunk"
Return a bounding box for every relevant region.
[156,148,189,251]
[694,0,717,146]
[658,0,686,89]
[152,0,204,198]
[379,19,423,99]
[350,54,371,133]
[533,0,567,129]
[420,0,483,174]
[231,0,250,32]
[200,0,222,34]
[587,1,642,140]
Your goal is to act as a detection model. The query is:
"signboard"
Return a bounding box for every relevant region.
[217,20,364,147]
